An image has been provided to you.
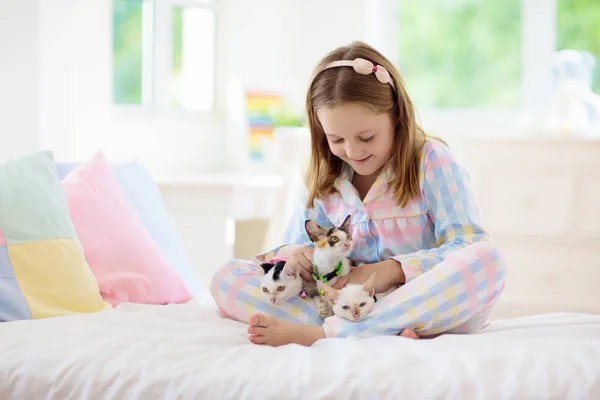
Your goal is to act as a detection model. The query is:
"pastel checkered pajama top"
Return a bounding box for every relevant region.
[274,139,489,282]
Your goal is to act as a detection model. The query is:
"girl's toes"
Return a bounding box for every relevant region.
[399,329,420,340]
[249,335,266,344]
[249,313,270,327]
[247,326,266,336]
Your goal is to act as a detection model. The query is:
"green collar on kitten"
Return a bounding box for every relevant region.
[312,261,343,284]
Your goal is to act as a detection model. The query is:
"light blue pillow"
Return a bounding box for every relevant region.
[55,161,204,294]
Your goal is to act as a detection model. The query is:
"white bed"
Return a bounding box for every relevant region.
[1,294,599,399]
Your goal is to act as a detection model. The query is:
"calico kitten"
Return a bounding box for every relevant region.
[305,215,354,318]
[255,260,302,305]
[320,273,391,322]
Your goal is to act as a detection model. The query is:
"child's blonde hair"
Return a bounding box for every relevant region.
[304,41,442,208]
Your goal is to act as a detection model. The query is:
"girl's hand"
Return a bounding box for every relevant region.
[331,260,405,293]
[276,244,315,282]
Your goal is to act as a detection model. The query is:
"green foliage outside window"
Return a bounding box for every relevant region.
[398,0,522,109]
[398,0,600,109]
[557,0,600,93]
[113,0,143,104]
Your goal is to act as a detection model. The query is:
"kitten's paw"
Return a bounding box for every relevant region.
[317,298,333,318]
[347,258,365,268]
[304,281,318,297]
[375,287,396,301]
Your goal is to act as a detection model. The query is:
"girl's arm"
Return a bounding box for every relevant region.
[390,142,490,283]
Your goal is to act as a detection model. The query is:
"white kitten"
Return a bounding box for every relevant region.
[255,261,302,305]
[320,273,392,322]
[305,215,355,318]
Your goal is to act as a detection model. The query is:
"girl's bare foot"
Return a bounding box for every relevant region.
[247,313,326,347]
[399,329,420,339]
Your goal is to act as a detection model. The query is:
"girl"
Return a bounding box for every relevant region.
[209,41,506,347]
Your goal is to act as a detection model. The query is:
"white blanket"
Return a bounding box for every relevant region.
[1,294,599,399]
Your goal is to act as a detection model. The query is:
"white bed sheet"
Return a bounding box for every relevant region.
[1,294,599,400]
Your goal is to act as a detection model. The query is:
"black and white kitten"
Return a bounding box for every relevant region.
[256,260,303,305]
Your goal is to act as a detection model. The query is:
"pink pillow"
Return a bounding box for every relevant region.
[61,152,192,306]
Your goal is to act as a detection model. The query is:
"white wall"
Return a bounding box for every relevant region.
[0,1,40,161]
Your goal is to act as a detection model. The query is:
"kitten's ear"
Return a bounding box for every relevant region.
[305,220,325,242]
[362,273,376,297]
[282,262,299,279]
[320,283,340,305]
[255,262,271,276]
[340,215,352,232]
[253,259,264,275]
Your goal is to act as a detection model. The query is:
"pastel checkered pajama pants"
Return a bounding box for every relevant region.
[209,242,506,338]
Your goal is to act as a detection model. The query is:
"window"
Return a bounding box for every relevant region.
[112,0,147,105]
[112,0,216,111]
[399,0,522,109]
[557,0,600,93]
[397,0,600,113]
[170,6,216,111]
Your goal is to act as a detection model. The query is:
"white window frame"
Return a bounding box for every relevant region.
[368,0,559,137]
[114,0,218,114]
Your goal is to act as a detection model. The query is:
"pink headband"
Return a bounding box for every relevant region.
[322,57,396,92]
